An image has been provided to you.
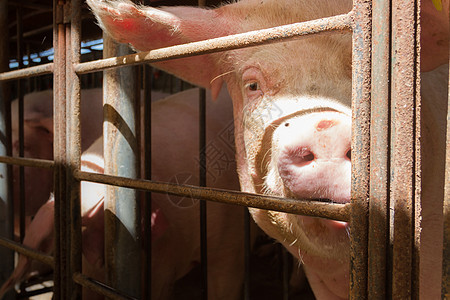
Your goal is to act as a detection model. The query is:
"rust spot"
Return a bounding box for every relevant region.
[316,119,338,131]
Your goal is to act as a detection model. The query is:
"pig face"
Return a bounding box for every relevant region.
[87,0,448,298]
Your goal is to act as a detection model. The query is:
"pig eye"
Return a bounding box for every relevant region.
[244,81,263,101]
[247,82,259,91]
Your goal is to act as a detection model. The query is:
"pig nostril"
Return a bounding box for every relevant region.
[289,148,315,166]
[346,149,351,160]
[303,152,315,162]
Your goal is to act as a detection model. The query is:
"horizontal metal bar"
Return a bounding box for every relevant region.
[0,63,53,82]
[0,236,54,267]
[75,12,353,74]
[0,156,54,169]
[72,273,138,300]
[18,287,53,299]
[74,170,351,221]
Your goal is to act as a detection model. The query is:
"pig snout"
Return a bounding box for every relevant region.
[272,112,351,204]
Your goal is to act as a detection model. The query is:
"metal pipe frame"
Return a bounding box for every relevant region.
[369,0,390,298]
[103,35,142,299]
[0,236,54,267]
[74,13,353,75]
[443,62,450,299]
[74,170,350,221]
[67,0,83,299]
[0,0,14,298]
[0,0,446,299]
[390,0,420,298]
[350,0,371,298]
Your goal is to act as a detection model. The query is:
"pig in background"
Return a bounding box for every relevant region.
[3,87,261,300]
[10,88,169,236]
[87,0,448,298]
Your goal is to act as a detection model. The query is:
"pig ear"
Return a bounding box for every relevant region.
[87,0,233,98]
[420,0,449,72]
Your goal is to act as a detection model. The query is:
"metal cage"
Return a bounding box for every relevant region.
[0,0,448,299]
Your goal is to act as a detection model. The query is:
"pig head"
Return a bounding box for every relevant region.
[87,0,448,298]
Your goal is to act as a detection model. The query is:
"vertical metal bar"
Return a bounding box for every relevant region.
[0,0,14,299]
[196,3,207,299]
[68,0,82,299]
[142,3,152,296]
[281,247,289,300]
[54,0,68,299]
[103,35,142,299]
[350,0,372,299]
[16,7,26,244]
[443,62,450,300]
[368,0,390,298]
[143,64,152,300]
[390,0,419,298]
[199,87,208,300]
[243,209,250,300]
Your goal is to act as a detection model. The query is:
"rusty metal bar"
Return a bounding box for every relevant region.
[390,0,419,298]
[198,87,208,300]
[74,170,350,222]
[0,156,54,169]
[443,62,450,300]
[350,1,371,299]
[0,236,54,267]
[142,64,152,300]
[0,0,14,296]
[16,6,26,244]
[75,13,352,74]
[73,273,139,300]
[103,36,142,299]
[0,63,53,82]
[53,0,68,298]
[67,0,83,299]
[368,0,390,298]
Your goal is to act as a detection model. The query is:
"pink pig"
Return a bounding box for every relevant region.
[10,88,169,234]
[3,87,248,300]
[87,0,448,298]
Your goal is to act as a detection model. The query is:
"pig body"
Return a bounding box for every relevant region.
[87,0,448,298]
[3,87,247,300]
[10,88,168,230]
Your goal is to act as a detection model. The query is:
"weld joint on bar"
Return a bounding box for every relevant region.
[75,12,352,74]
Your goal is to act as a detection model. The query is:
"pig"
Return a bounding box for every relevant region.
[10,88,169,234]
[86,0,448,298]
[3,87,249,300]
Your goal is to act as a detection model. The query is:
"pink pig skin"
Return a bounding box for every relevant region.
[10,88,169,234]
[86,0,448,298]
[3,87,249,300]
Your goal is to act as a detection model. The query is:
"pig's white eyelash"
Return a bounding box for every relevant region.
[210,70,234,86]
[298,250,305,265]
